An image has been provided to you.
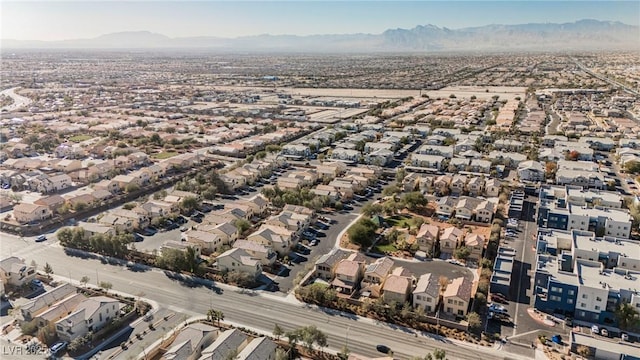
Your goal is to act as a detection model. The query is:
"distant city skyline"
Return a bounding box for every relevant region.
[2,1,638,41]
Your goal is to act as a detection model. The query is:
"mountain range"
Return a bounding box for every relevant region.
[2,20,638,52]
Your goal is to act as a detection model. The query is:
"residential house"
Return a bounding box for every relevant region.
[13,203,52,224]
[440,227,463,255]
[413,273,439,313]
[330,148,361,163]
[475,200,495,223]
[467,177,485,196]
[162,323,217,360]
[21,283,77,321]
[135,200,176,219]
[433,175,453,195]
[242,196,269,217]
[366,149,394,166]
[327,179,357,199]
[53,159,83,173]
[382,267,414,304]
[442,277,472,317]
[362,257,394,285]
[454,197,477,221]
[200,329,249,360]
[448,158,470,172]
[110,209,149,229]
[247,225,294,256]
[331,255,364,295]
[65,193,96,209]
[0,257,36,294]
[484,178,502,197]
[215,248,261,280]
[78,222,116,239]
[98,214,134,233]
[450,175,467,195]
[435,196,458,218]
[34,195,66,214]
[93,179,120,194]
[236,337,277,360]
[402,173,421,193]
[232,240,277,267]
[410,154,444,170]
[282,144,311,159]
[111,174,140,190]
[204,222,239,245]
[33,293,87,329]
[314,250,352,281]
[464,233,485,262]
[469,159,491,173]
[416,224,439,255]
[182,230,224,255]
[518,160,545,182]
[55,296,122,342]
[315,162,347,180]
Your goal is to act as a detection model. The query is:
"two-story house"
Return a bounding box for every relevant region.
[442,277,473,317]
[413,273,439,313]
[55,296,122,342]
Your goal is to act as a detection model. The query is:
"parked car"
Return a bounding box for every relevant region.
[302,231,316,239]
[490,293,508,304]
[621,332,630,342]
[309,239,319,246]
[600,328,609,337]
[591,324,600,334]
[488,303,508,315]
[31,279,43,288]
[446,259,464,266]
[35,235,47,242]
[50,341,67,355]
[141,227,157,236]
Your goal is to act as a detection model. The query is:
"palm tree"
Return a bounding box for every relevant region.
[207,309,224,327]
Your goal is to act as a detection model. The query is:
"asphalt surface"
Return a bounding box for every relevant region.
[0,235,533,360]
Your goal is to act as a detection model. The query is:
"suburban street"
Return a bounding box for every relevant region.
[0,87,32,112]
[0,232,534,360]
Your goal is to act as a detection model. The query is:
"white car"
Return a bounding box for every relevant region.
[591,324,600,334]
[446,259,464,266]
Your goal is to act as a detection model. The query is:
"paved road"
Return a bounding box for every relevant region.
[0,233,535,360]
[0,87,32,112]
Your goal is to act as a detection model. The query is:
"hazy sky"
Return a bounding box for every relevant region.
[2,1,639,40]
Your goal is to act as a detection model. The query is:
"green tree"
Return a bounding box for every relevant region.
[433,348,446,360]
[125,183,140,193]
[338,345,350,360]
[234,219,251,234]
[402,191,428,211]
[179,196,199,214]
[624,161,640,174]
[80,276,90,287]
[347,218,378,247]
[44,262,53,275]
[382,185,401,196]
[467,312,482,332]
[99,281,113,293]
[273,323,284,340]
[122,203,136,210]
[361,203,383,217]
[615,302,640,331]
[453,247,471,260]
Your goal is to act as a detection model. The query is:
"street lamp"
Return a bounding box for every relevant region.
[345,325,351,348]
